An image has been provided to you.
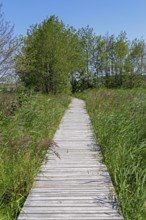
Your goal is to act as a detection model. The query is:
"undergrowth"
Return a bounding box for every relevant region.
[0,92,70,219]
[76,88,146,220]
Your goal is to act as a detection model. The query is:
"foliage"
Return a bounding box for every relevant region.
[0,9,144,92]
[0,93,70,219]
[15,16,85,94]
[72,31,145,91]
[73,26,96,91]
[76,89,146,220]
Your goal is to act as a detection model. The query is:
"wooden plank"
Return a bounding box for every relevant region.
[17,98,124,220]
[18,213,123,220]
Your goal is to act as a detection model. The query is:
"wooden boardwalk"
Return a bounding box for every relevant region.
[18,98,124,220]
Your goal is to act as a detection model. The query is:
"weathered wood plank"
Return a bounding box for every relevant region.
[18,213,123,220]
[18,98,124,220]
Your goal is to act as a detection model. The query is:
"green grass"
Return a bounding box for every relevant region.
[76,88,146,220]
[0,92,70,219]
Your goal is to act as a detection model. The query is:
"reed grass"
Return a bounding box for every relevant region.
[76,88,146,220]
[0,92,70,219]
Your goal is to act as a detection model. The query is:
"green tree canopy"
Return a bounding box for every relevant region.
[16,16,84,93]
[15,16,146,92]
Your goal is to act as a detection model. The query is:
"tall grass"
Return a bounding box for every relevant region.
[76,89,146,220]
[0,92,16,118]
[0,92,70,219]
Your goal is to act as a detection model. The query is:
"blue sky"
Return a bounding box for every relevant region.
[1,0,146,40]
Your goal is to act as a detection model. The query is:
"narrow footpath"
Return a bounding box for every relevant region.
[18,98,124,220]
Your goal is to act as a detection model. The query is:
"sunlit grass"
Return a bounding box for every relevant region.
[76,88,146,220]
[0,93,70,219]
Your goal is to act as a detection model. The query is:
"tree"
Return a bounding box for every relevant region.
[0,4,16,81]
[16,17,146,92]
[123,38,145,88]
[77,26,96,90]
[112,32,129,87]
[92,32,144,88]
[67,26,86,92]
[16,16,84,94]
[99,34,115,87]
[128,39,146,75]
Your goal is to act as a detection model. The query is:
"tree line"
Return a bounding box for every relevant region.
[0,11,146,93]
